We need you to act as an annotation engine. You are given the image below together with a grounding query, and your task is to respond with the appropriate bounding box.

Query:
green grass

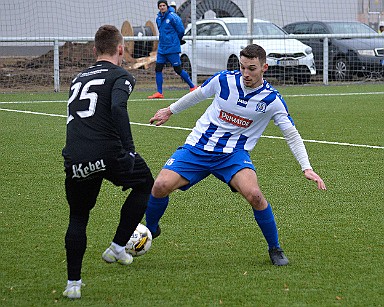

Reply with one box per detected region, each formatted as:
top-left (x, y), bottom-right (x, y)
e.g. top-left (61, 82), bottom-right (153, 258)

top-left (0, 83), bottom-right (383, 306)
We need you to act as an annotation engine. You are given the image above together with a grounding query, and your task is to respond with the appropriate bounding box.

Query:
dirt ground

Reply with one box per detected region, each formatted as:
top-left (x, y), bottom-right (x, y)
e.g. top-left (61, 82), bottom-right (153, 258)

top-left (0, 42), bottom-right (187, 93)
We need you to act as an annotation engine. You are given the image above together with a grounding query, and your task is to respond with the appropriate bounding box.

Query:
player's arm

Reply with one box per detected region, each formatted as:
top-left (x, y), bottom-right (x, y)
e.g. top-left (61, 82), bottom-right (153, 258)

top-left (171, 13), bottom-right (185, 40)
top-left (149, 86), bottom-right (204, 126)
top-left (111, 76), bottom-right (136, 152)
top-left (282, 126), bottom-right (327, 190)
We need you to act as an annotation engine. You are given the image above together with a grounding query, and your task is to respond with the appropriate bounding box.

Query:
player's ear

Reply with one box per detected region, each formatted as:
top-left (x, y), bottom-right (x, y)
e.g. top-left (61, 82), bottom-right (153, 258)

top-left (118, 44), bottom-right (124, 56)
top-left (262, 63), bottom-right (269, 72)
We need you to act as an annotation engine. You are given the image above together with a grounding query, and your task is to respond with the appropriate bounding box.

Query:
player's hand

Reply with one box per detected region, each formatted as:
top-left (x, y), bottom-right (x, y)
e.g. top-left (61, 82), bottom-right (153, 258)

top-left (117, 151), bottom-right (136, 173)
top-left (149, 107), bottom-right (173, 126)
top-left (303, 169), bottom-right (327, 190)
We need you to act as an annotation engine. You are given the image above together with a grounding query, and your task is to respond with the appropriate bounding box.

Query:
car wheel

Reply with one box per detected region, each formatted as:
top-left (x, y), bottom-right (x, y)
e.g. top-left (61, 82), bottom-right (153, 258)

top-left (181, 54), bottom-right (192, 77)
top-left (332, 57), bottom-right (351, 81)
top-left (227, 55), bottom-right (239, 71)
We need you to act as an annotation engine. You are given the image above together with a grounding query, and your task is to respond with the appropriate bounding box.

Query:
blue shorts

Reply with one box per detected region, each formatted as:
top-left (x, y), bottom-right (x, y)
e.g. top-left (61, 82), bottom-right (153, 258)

top-left (157, 53), bottom-right (181, 66)
top-left (163, 145), bottom-right (255, 191)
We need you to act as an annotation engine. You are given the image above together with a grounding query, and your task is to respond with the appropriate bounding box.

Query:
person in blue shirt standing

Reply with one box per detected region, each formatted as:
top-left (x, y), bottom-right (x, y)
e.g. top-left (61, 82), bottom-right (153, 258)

top-left (148, 0), bottom-right (197, 99)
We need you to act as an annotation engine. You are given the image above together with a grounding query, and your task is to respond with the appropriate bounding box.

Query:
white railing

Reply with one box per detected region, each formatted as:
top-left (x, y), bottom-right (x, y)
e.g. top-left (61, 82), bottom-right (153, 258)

top-left (1, 32), bottom-right (382, 91)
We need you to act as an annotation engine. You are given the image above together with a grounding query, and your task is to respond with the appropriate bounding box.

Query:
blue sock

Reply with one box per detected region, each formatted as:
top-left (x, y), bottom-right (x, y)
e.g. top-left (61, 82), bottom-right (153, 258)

top-left (179, 70), bottom-right (194, 88)
top-left (155, 72), bottom-right (163, 93)
top-left (253, 203), bottom-right (280, 250)
top-left (145, 194), bottom-right (169, 234)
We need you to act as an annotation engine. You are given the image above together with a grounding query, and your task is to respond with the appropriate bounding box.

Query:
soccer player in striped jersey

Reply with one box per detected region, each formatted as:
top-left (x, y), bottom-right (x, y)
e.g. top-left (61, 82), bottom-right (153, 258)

top-left (146, 44), bottom-right (326, 266)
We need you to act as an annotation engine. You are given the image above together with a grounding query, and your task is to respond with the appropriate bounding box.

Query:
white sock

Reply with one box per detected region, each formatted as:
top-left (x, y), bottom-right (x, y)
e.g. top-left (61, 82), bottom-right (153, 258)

top-left (68, 279), bottom-right (81, 285)
top-left (111, 242), bottom-right (125, 253)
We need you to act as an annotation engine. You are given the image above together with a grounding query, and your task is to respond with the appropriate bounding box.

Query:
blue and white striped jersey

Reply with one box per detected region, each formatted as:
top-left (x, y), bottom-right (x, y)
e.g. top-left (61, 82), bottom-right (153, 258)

top-left (184, 70), bottom-right (295, 153)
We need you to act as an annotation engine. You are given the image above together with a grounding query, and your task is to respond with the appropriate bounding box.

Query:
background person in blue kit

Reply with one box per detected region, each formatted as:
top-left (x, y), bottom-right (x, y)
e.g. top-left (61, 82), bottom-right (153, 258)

top-left (148, 0), bottom-right (197, 99)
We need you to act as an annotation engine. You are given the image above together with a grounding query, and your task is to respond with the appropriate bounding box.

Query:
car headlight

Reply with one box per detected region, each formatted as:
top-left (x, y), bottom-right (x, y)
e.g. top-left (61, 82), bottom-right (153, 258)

top-left (357, 49), bottom-right (375, 56)
top-left (305, 46), bottom-right (312, 55)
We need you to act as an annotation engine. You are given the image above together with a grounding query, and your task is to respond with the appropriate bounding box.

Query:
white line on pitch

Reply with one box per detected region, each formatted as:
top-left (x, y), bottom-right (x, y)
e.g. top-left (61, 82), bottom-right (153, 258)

top-left (1, 91), bottom-right (384, 105)
top-left (1, 108), bottom-right (382, 150)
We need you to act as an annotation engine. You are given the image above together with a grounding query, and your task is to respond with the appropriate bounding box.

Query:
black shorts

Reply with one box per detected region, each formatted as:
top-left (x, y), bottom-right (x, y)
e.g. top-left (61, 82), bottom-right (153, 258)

top-left (64, 153), bottom-right (153, 212)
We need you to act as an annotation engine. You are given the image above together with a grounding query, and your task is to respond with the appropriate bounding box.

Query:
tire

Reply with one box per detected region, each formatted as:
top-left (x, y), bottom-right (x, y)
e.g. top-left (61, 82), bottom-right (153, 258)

top-left (332, 57), bottom-right (351, 81)
top-left (181, 54), bottom-right (192, 77)
top-left (227, 55), bottom-right (239, 71)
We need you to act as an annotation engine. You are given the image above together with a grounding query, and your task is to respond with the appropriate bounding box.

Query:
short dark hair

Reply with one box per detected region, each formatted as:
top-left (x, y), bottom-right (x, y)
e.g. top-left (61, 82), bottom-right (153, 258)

top-left (158, 0), bottom-right (168, 7)
top-left (94, 25), bottom-right (123, 57)
top-left (240, 44), bottom-right (266, 64)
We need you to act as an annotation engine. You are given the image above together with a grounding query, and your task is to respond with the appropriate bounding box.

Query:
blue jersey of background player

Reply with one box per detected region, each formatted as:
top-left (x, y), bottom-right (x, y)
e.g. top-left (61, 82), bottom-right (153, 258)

top-left (145, 44), bottom-right (327, 266)
top-left (148, 0), bottom-right (196, 99)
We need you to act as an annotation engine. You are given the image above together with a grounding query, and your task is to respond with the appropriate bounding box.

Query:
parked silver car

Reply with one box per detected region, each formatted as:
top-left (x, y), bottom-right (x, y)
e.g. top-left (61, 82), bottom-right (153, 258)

top-left (180, 17), bottom-right (316, 83)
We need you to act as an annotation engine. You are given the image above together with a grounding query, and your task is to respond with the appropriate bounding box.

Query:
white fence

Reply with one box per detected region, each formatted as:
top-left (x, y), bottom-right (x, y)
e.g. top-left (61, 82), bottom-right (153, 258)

top-left (1, 32), bottom-right (383, 92)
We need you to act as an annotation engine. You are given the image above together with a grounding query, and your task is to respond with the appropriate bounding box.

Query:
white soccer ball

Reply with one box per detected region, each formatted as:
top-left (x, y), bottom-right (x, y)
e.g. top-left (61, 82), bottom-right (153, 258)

top-left (126, 223), bottom-right (152, 256)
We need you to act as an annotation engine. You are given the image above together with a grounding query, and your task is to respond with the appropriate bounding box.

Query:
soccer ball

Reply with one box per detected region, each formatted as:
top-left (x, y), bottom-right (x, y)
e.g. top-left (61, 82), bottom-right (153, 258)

top-left (126, 223), bottom-right (152, 256)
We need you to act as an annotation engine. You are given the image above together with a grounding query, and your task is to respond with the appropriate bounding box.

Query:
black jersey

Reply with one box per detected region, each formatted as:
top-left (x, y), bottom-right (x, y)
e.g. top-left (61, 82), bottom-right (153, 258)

top-left (62, 61), bottom-right (136, 166)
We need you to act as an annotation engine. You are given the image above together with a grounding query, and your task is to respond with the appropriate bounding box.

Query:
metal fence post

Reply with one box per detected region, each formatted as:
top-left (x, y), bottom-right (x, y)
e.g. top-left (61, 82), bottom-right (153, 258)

top-left (323, 37), bottom-right (329, 85)
top-left (247, 0), bottom-right (254, 46)
top-left (54, 39), bottom-right (60, 92)
top-left (191, 0), bottom-right (197, 85)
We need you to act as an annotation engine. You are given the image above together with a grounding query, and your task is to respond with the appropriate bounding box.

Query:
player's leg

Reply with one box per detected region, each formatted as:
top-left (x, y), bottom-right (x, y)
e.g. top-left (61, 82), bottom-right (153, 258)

top-left (102, 185), bottom-right (151, 264)
top-left (230, 169), bottom-right (279, 248)
top-left (155, 63), bottom-right (164, 93)
top-left (173, 64), bottom-right (195, 89)
top-left (213, 157), bottom-right (280, 249)
top-left (64, 176), bottom-right (102, 298)
top-left (145, 168), bottom-right (188, 236)
top-left (148, 54), bottom-right (166, 98)
top-left (169, 53), bottom-right (196, 90)
top-left (103, 153), bottom-right (154, 264)
top-left (211, 150), bottom-right (288, 266)
top-left (230, 168), bottom-right (288, 265)
top-left (146, 146), bottom-right (210, 237)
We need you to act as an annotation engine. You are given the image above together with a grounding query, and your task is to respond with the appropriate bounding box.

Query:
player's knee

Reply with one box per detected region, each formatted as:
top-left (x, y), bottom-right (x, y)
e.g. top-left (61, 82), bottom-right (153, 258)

top-left (246, 188), bottom-right (265, 209)
top-left (151, 179), bottom-right (173, 198)
top-left (173, 65), bottom-right (182, 75)
top-left (155, 63), bottom-right (164, 73)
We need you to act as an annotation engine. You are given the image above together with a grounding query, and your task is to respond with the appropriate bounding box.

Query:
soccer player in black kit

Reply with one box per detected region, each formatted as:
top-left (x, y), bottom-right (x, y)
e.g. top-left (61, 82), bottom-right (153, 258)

top-left (62, 25), bottom-right (154, 299)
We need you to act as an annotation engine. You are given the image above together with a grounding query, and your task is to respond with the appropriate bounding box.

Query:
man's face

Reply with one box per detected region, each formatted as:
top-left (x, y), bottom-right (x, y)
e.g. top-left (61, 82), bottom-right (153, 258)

top-left (239, 56), bottom-right (268, 88)
top-left (158, 3), bottom-right (168, 13)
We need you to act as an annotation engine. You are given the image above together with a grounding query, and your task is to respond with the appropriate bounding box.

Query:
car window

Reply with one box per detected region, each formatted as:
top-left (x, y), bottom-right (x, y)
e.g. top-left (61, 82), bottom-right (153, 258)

top-left (225, 23), bottom-right (246, 35)
top-left (291, 23), bottom-right (312, 34)
top-left (327, 22), bottom-right (376, 34)
top-left (312, 24), bottom-right (328, 34)
top-left (188, 23), bottom-right (229, 36)
top-left (197, 23), bottom-right (212, 36)
top-left (210, 23), bottom-right (227, 36)
top-left (258, 23), bottom-right (285, 35)
top-left (226, 22), bottom-right (284, 35)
